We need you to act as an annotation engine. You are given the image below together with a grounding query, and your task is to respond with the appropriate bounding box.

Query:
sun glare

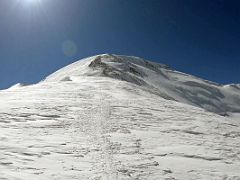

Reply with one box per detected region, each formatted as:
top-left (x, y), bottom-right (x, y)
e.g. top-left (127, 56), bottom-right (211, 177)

top-left (24, 0), bottom-right (40, 3)
top-left (14, 0), bottom-right (46, 20)
top-left (17, 0), bottom-right (43, 6)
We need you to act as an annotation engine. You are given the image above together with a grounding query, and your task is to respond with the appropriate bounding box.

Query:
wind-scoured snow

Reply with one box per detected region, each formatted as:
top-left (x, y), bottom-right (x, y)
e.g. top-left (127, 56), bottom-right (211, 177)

top-left (0, 54), bottom-right (240, 179)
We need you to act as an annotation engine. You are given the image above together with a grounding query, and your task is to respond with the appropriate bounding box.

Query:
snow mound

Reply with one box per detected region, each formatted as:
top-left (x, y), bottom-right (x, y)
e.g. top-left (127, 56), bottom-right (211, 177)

top-left (44, 54), bottom-right (240, 115)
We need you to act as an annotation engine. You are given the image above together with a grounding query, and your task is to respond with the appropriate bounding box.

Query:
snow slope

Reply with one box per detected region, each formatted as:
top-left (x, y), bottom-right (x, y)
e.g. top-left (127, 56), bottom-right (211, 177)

top-left (0, 54), bottom-right (240, 179)
top-left (45, 54), bottom-right (240, 115)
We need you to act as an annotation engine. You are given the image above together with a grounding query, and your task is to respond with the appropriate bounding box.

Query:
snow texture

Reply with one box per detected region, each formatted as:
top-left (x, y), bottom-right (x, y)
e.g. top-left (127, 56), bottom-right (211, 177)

top-left (0, 54), bottom-right (240, 179)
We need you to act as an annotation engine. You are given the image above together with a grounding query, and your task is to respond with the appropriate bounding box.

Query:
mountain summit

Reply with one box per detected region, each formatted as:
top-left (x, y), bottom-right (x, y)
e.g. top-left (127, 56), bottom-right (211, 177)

top-left (45, 54), bottom-right (240, 115)
top-left (1, 54), bottom-right (240, 179)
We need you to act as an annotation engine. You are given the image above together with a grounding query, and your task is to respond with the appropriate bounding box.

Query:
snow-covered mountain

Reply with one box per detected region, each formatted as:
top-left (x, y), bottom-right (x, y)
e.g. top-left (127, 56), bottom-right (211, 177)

top-left (0, 54), bottom-right (240, 179)
top-left (45, 54), bottom-right (240, 115)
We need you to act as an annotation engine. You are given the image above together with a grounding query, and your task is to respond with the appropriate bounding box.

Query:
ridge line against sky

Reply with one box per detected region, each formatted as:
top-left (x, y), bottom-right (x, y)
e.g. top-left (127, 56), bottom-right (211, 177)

top-left (0, 0), bottom-right (239, 89)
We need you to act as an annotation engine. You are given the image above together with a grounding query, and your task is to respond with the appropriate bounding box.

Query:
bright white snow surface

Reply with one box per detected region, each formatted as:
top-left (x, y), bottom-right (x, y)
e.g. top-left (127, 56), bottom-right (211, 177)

top-left (0, 54), bottom-right (240, 179)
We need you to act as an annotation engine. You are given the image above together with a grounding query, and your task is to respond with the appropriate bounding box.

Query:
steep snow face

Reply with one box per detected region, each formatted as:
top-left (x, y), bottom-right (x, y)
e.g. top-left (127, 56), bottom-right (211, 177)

top-left (44, 54), bottom-right (240, 115)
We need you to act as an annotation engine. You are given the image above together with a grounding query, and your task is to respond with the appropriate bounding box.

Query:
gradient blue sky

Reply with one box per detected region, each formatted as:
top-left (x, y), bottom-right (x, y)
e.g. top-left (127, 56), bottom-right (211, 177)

top-left (0, 0), bottom-right (240, 89)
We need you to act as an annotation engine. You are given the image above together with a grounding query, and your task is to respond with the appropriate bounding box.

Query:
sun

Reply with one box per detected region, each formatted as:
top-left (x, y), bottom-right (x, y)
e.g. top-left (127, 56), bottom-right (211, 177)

top-left (24, 0), bottom-right (41, 3)
top-left (17, 0), bottom-right (43, 6)
top-left (14, 0), bottom-right (46, 18)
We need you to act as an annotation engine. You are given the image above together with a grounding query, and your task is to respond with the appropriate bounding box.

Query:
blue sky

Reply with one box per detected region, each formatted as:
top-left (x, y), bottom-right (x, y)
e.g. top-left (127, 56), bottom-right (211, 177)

top-left (0, 0), bottom-right (239, 89)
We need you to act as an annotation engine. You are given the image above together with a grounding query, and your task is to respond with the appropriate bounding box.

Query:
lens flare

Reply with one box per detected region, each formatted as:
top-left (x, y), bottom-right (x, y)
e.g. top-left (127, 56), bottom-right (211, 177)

top-left (62, 40), bottom-right (78, 57)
